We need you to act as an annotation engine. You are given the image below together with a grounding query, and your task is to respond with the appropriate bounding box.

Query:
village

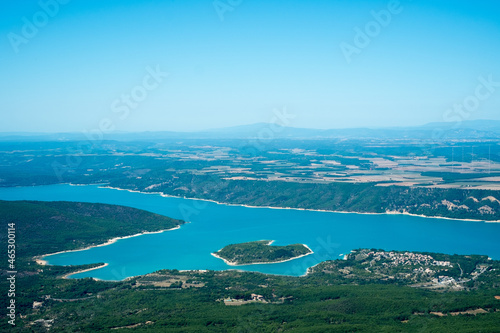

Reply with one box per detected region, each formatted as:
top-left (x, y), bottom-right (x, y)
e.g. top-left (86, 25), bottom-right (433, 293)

top-left (312, 249), bottom-right (496, 291)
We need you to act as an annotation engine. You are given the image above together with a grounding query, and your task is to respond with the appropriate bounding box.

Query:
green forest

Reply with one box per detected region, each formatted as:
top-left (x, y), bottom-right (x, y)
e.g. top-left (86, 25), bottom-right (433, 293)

top-left (1, 200), bottom-right (499, 332)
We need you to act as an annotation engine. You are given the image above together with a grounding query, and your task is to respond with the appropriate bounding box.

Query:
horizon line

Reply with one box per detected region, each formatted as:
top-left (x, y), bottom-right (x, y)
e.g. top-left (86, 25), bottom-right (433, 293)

top-left (1, 119), bottom-right (500, 136)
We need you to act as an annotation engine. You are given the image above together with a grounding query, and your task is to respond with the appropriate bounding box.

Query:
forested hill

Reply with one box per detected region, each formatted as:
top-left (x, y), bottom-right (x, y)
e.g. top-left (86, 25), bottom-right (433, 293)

top-left (120, 174), bottom-right (500, 221)
top-left (0, 200), bottom-right (184, 258)
top-left (214, 241), bottom-right (312, 265)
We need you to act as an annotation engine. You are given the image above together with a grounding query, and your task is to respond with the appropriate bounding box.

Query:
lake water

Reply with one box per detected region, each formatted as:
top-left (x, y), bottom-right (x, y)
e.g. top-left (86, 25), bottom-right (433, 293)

top-left (1, 184), bottom-right (499, 281)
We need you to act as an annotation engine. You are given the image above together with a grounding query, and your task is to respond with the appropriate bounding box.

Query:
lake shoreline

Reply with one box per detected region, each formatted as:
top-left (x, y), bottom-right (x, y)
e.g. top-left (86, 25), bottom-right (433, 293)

top-left (9, 183), bottom-right (495, 281)
top-left (97, 184), bottom-right (500, 223)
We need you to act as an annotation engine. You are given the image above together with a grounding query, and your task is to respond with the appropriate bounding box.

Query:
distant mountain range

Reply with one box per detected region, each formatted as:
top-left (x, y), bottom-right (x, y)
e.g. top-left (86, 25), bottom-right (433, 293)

top-left (1, 120), bottom-right (500, 142)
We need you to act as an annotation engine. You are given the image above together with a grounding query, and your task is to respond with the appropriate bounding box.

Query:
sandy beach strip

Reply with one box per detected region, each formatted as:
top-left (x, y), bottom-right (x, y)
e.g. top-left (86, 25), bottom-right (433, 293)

top-left (62, 263), bottom-right (109, 279)
top-left (35, 225), bottom-right (181, 266)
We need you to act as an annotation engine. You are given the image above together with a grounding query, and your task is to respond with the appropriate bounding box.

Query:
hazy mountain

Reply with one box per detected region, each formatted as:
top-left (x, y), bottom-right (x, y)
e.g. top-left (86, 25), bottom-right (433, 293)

top-left (422, 119), bottom-right (500, 131)
top-left (1, 120), bottom-right (499, 142)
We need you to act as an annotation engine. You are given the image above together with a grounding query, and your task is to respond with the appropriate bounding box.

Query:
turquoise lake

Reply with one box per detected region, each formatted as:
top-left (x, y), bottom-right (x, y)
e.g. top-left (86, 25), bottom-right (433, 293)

top-left (1, 184), bottom-right (499, 281)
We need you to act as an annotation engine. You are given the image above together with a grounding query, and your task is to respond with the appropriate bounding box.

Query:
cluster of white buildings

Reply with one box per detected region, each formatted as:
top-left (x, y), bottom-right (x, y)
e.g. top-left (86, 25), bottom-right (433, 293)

top-left (367, 251), bottom-right (453, 268)
top-left (431, 276), bottom-right (457, 285)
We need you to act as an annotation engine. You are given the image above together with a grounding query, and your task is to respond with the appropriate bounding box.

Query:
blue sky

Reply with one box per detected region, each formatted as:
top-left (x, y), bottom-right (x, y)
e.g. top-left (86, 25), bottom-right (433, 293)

top-left (1, 0), bottom-right (500, 132)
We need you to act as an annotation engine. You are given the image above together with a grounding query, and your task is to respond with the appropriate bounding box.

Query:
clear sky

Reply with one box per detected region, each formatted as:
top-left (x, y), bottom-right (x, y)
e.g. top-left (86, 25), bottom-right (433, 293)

top-left (1, 0), bottom-right (500, 132)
